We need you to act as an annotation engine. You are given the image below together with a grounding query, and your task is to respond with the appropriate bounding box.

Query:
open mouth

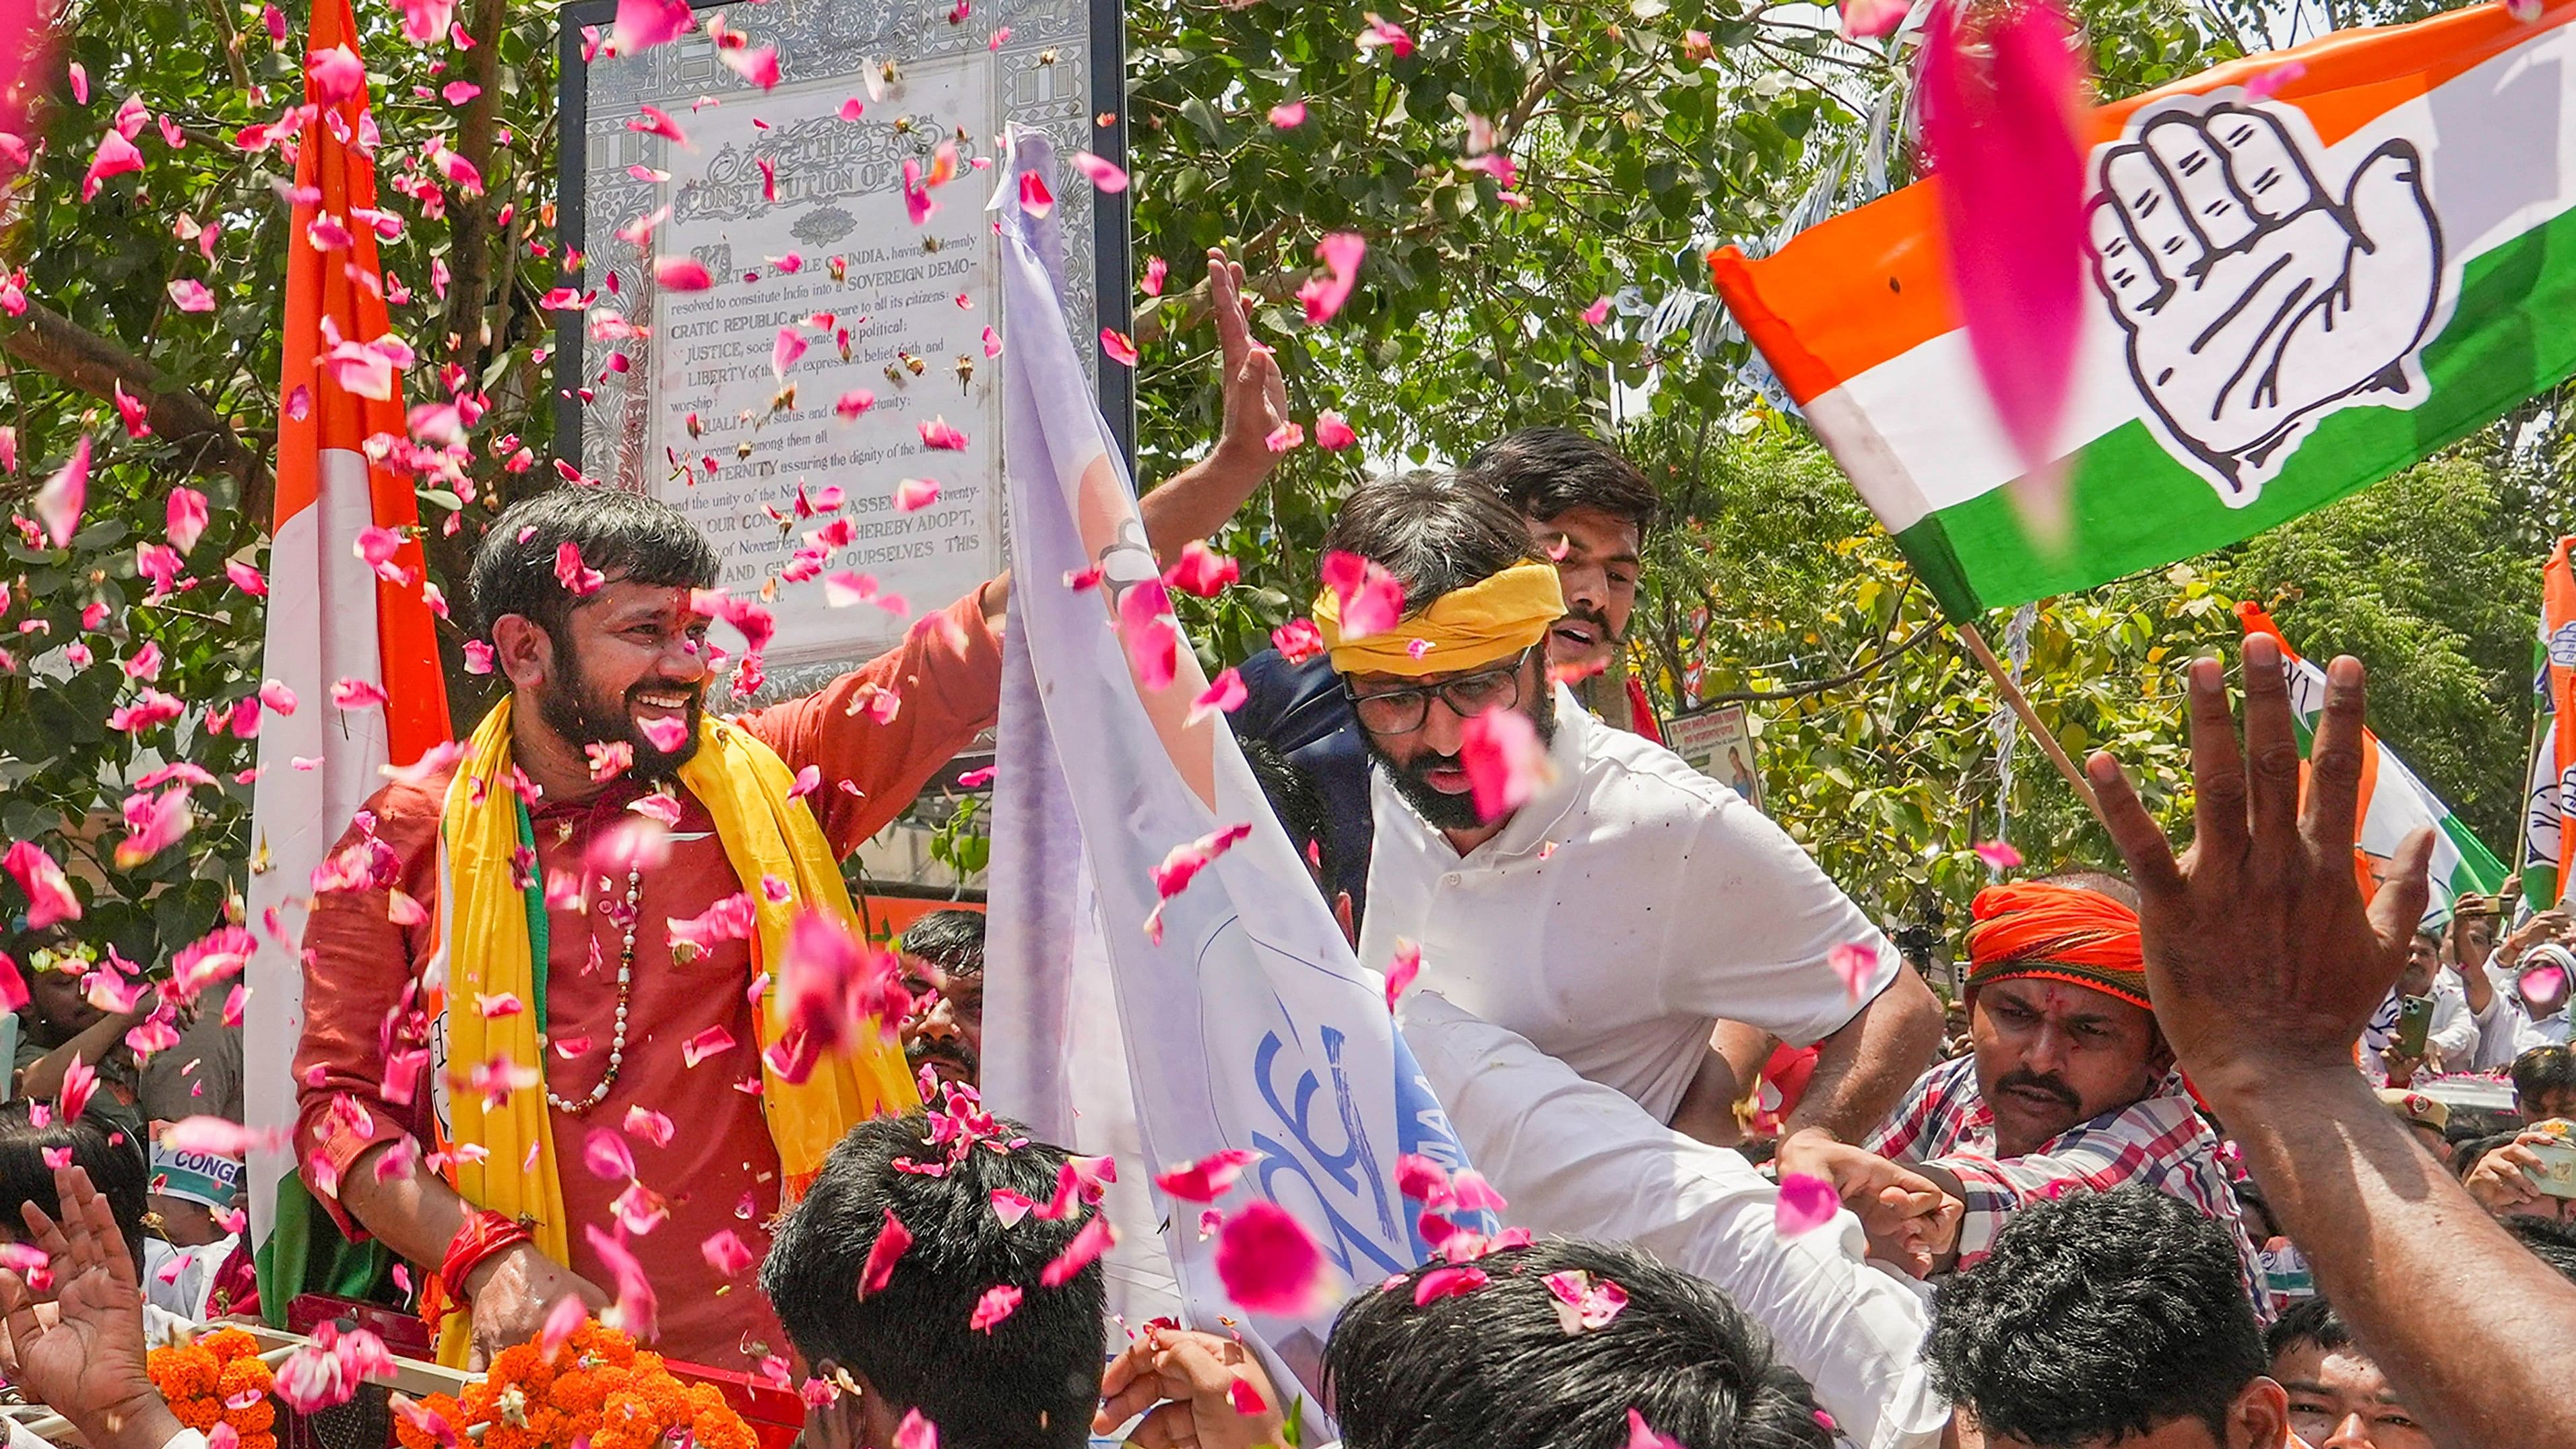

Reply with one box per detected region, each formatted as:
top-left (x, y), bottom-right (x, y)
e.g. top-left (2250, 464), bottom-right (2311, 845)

top-left (1419, 762), bottom-right (1471, 794)
top-left (1550, 620), bottom-right (1601, 651)
top-left (633, 688), bottom-right (695, 715)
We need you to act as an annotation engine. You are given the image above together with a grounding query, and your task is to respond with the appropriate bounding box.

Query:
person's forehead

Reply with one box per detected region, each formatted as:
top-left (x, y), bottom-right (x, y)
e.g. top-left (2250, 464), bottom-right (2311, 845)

top-left (1978, 975), bottom-right (2149, 1030)
top-left (1529, 505), bottom-right (1640, 560)
top-left (1347, 657), bottom-right (1521, 690)
top-left (2306, 1347), bottom-right (2401, 1403)
top-left (575, 577), bottom-right (694, 623)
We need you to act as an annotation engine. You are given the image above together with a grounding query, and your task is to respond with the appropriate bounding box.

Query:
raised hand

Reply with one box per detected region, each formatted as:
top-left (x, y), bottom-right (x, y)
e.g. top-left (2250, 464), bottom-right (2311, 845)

top-left (1094, 1326), bottom-right (1287, 1449)
top-left (0, 1165), bottom-right (180, 1449)
top-left (2091, 100), bottom-right (2442, 500)
top-left (2087, 637), bottom-right (2435, 1097)
top-left (1204, 247), bottom-right (1290, 470)
top-left (1773, 1130), bottom-right (1963, 1278)
top-left (463, 1242), bottom-right (609, 1372)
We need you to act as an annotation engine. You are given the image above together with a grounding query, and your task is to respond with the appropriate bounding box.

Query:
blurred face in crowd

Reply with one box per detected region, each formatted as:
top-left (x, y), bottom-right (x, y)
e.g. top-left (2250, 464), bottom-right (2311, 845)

top-left (2457, 913), bottom-right (2498, 969)
top-left (2400, 934), bottom-right (2440, 997)
top-left (1969, 977), bottom-right (2170, 1159)
top-left (897, 954), bottom-right (983, 1090)
top-left (1527, 507), bottom-right (1640, 681)
top-left (26, 958), bottom-right (105, 1039)
top-left (2272, 1340), bottom-right (2430, 1449)
top-left (496, 578), bottom-right (712, 779)
top-left (1351, 645), bottom-right (1555, 837)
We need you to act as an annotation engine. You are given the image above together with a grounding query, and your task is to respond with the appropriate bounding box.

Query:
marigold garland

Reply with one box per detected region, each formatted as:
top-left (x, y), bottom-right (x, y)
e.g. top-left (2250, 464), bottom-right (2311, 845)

top-left (392, 1320), bottom-right (754, 1449)
top-left (148, 1326), bottom-right (279, 1449)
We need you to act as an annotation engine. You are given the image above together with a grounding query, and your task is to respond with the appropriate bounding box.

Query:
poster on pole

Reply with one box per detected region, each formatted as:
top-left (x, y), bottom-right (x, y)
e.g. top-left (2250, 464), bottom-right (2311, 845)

top-left (558, 0), bottom-right (1128, 691)
top-left (1665, 703), bottom-right (1764, 811)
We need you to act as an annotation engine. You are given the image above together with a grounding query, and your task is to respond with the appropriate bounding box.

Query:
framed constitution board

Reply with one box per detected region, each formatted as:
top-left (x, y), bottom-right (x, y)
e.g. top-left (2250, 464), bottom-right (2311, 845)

top-left (558, 0), bottom-right (1128, 688)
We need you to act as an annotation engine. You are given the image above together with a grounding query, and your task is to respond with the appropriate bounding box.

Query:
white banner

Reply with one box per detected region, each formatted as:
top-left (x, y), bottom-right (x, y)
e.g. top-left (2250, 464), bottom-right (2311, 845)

top-left (981, 133), bottom-right (1476, 1403)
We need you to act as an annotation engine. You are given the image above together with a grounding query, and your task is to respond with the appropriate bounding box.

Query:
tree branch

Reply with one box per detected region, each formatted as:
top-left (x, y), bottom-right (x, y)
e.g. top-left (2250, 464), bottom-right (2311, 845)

top-left (0, 300), bottom-right (271, 509)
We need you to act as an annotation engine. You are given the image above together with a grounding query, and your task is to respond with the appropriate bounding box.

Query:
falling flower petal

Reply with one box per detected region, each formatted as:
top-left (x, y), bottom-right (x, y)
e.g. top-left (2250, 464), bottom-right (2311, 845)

top-left (1625, 1408), bottom-right (1683, 1449)
top-left (1186, 668), bottom-right (1246, 727)
top-left (1828, 940), bottom-right (1878, 1001)
top-left (893, 476), bottom-right (941, 513)
top-left (1384, 938), bottom-right (1422, 1012)
top-left (1268, 101), bottom-right (1307, 128)
top-left (1100, 327), bottom-right (1140, 367)
top-left (1214, 1200), bottom-right (1328, 1316)
top-left (1118, 578), bottom-right (1181, 692)
top-left (1068, 150), bottom-right (1128, 193)
top-left (4, 843), bottom-right (80, 928)
top-left (682, 1024), bottom-right (736, 1067)
top-left (702, 1229), bottom-right (755, 1276)
top-left (1018, 168), bottom-right (1054, 218)
top-left (1273, 618), bottom-right (1326, 664)
top-left (1972, 839), bottom-right (2023, 871)
top-left (1315, 411), bottom-right (1358, 451)
top-left (653, 255), bottom-right (714, 290)
top-left (1039, 1213), bottom-right (1116, 1287)
top-left (1839, 0), bottom-right (1912, 40)
top-left (1460, 707), bottom-right (1552, 822)
top-left (1774, 1172), bottom-right (1840, 1237)
top-left (168, 278), bottom-right (216, 313)
top-left (80, 129), bottom-right (143, 202)
top-left (34, 436), bottom-right (90, 546)
top-left (1154, 1149), bottom-right (1260, 1203)
top-left (1921, 0), bottom-right (2087, 532)
top-left (969, 1284), bottom-right (1021, 1332)
top-left (1413, 1264), bottom-right (1487, 1305)
top-left (308, 45), bottom-right (366, 104)
top-left (861, 1208), bottom-right (913, 1295)
top-left (835, 388), bottom-right (876, 420)
top-left (612, 0), bottom-right (693, 54)
top-left (1163, 540), bottom-right (1238, 597)
top-left (1320, 550), bottom-right (1405, 640)
top-left (1297, 232), bottom-right (1366, 324)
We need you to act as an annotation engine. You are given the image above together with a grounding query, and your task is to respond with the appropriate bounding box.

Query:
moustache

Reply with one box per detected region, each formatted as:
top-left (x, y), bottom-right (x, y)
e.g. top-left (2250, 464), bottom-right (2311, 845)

top-left (1995, 1070), bottom-right (2081, 1110)
top-left (905, 1036), bottom-right (979, 1073)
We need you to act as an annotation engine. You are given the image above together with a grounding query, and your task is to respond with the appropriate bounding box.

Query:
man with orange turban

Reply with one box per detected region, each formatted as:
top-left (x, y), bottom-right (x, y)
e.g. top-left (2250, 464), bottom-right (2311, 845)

top-left (1778, 874), bottom-right (2267, 1312)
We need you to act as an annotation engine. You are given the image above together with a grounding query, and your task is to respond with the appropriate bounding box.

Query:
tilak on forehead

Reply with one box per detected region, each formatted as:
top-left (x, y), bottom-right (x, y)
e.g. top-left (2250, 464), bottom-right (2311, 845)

top-left (1962, 880), bottom-right (2149, 1012)
top-left (1312, 562), bottom-right (1566, 678)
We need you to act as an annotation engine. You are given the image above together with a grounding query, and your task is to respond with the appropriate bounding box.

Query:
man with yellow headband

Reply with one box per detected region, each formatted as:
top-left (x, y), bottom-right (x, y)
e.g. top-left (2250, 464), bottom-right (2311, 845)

top-left (1318, 473), bottom-right (1941, 1142)
top-left (1220, 428), bottom-right (1663, 928)
top-left (1777, 874), bottom-right (2264, 1307)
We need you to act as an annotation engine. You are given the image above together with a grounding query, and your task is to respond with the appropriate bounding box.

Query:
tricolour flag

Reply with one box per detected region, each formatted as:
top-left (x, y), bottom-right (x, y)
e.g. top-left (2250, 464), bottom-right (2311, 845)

top-left (245, 0), bottom-right (450, 1313)
top-left (981, 134), bottom-right (1477, 1415)
top-left (1714, 3), bottom-right (2576, 619)
top-left (2241, 602), bottom-right (2506, 926)
top-left (2523, 538), bottom-right (2576, 908)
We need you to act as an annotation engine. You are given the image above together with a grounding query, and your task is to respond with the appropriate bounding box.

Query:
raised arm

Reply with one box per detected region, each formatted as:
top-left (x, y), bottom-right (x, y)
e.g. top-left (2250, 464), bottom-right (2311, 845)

top-left (1134, 250), bottom-right (1288, 563)
top-left (2091, 636), bottom-right (2576, 1449)
top-left (1789, 967), bottom-right (1945, 1144)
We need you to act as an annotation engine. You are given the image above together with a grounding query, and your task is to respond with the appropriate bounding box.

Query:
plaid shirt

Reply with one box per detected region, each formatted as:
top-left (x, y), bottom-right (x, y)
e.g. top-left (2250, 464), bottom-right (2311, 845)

top-left (1866, 1056), bottom-right (2271, 1318)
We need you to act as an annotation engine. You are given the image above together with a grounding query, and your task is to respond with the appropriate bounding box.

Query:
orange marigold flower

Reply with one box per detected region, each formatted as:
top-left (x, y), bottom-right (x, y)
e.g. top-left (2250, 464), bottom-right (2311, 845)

top-left (170, 1398), bottom-right (224, 1432)
top-left (233, 1401), bottom-right (278, 1434)
top-left (151, 1345), bottom-right (223, 1401)
top-left (550, 1368), bottom-right (608, 1415)
top-left (203, 1328), bottom-right (262, 1363)
top-left (218, 1356), bottom-right (273, 1400)
top-left (238, 1432), bottom-right (278, 1449)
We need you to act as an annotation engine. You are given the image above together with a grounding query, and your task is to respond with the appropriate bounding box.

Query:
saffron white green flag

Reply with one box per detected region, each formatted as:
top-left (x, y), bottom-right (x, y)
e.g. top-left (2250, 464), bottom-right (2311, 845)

top-left (2241, 603), bottom-right (2507, 926)
top-left (1715, 3), bottom-right (2576, 618)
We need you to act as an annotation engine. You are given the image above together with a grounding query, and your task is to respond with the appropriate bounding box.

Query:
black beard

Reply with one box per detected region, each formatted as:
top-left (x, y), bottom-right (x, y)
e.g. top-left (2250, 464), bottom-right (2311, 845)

top-left (536, 637), bottom-right (703, 777)
top-left (1364, 682), bottom-right (1557, 832)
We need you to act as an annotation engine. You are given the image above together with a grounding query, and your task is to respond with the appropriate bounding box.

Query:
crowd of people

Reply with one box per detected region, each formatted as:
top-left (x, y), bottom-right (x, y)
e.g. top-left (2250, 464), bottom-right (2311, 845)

top-left (9, 276), bottom-right (2576, 1447)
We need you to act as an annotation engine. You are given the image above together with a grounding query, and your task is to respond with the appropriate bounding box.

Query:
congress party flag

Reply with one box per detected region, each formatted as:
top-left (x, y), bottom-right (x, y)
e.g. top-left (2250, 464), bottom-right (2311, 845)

top-left (1714, 3), bottom-right (2576, 620)
top-left (2523, 538), bottom-right (2576, 908)
top-left (245, 0), bottom-right (451, 1304)
top-left (2240, 603), bottom-right (2507, 926)
top-left (981, 133), bottom-right (1477, 1410)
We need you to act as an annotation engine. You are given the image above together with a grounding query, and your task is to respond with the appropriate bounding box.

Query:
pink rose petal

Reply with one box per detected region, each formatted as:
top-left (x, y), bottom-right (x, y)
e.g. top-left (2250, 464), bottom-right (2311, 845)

top-left (1774, 1172), bottom-right (1840, 1238)
top-left (1384, 938), bottom-right (1422, 1012)
top-left (1215, 1200), bottom-right (1329, 1316)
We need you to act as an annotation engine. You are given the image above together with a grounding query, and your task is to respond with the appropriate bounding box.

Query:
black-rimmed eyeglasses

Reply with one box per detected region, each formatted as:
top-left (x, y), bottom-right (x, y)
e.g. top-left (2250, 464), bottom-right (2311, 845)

top-left (1343, 647), bottom-right (1536, 734)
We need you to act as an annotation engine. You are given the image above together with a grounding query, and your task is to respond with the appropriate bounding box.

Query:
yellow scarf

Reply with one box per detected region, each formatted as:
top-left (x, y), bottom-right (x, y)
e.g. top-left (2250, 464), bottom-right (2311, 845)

top-left (1315, 560), bottom-right (1566, 677)
top-left (430, 698), bottom-right (918, 1364)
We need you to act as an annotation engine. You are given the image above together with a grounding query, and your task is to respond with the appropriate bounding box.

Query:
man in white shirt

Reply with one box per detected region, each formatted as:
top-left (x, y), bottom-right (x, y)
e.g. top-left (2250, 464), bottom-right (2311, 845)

top-left (2361, 928), bottom-right (2474, 1081)
top-left (1316, 473), bottom-right (1943, 1140)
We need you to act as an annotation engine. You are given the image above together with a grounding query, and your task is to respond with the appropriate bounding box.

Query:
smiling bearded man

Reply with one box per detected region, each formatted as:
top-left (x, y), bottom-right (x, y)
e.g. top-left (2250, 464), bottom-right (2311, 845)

top-left (1778, 874), bottom-right (2269, 1312)
top-left (288, 487), bottom-right (1008, 1374)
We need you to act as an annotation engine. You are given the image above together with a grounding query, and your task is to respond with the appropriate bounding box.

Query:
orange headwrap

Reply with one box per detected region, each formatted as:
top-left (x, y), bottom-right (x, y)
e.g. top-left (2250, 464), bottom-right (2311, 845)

top-left (1962, 881), bottom-right (2150, 1012)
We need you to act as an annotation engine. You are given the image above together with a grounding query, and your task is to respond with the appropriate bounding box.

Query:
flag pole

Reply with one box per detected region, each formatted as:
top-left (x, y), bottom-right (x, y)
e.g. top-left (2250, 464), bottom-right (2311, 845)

top-left (1956, 620), bottom-right (2103, 821)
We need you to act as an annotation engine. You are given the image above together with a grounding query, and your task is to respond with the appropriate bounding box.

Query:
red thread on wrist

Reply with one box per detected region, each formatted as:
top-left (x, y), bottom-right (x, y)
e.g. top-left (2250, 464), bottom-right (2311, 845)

top-left (438, 1209), bottom-right (533, 1307)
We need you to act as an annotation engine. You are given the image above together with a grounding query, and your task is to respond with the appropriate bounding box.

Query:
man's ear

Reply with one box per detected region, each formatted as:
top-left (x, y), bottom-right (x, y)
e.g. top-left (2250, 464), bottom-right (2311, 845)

top-left (490, 614), bottom-right (554, 693)
top-left (2231, 1375), bottom-right (2292, 1449)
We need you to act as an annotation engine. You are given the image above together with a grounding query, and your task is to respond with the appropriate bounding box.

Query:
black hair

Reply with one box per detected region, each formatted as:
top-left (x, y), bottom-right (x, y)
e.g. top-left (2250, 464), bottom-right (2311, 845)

top-left (0, 1101), bottom-right (148, 1276)
top-left (1323, 1239), bottom-right (1832, 1449)
top-left (2263, 1296), bottom-right (2355, 1364)
top-left (2513, 1045), bottom-right (2576, 1114)
top-left (2457, 1129), bottom-right (2523, 1178)
top-left (465, 487), bottom-right (719, 639)
top-left (898, 909), bottom-right (986, 979)
top-left (1237, 734), bottom-right (1330, 884)
top-left (1322, 471), bottom-right (1541, 614)
top-left (2414, 926), bottom-right (2444, 946)
top-left (1925, 1186), bottom-right (2265, 1449)
top-left (2444, 1105), bottom-right (2521, 1146)
top-left (1458, 427), bottom-right (1660, 536)
top-left (760, 1114), bottom-right (1103, 1449)
top-left (2505, 1215), bottom-right (2576, 1285)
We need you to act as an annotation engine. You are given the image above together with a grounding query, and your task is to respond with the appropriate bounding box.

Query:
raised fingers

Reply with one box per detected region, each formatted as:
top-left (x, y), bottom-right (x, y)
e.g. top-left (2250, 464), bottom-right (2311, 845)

top-left (2086, 751), bottom-right (2188, 902)
top-left (2090, 199), bottom-right (2171, 323)
top-left (2102, 144), bottom-right (2208, 282)
top-left (2241, 635), bottom-right (2303, 851)
top-left (2297, 654), bottom-right (2369, 854)
top-left (2203, 105), bottom-right (2315, 224)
